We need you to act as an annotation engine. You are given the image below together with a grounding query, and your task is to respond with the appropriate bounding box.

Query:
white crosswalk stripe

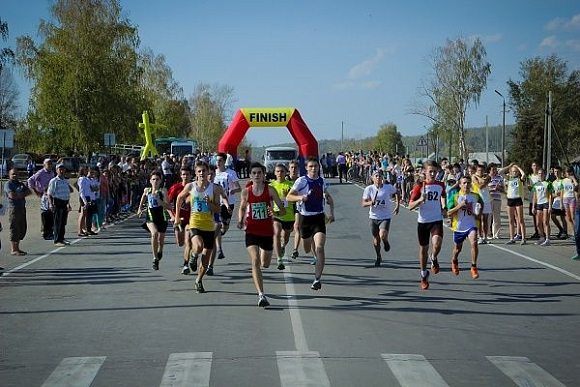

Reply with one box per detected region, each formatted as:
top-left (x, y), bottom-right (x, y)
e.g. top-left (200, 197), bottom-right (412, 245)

top-left (159, 352), bottom-right (213, 387)
top-left (276, 351), bottom-right (331, 387)
top-left (41, 356), bottom-right (106, 387)
top-left (381, 353), bottom-right (451, 387)
top-left (487, 356), bottom-right (567, 387)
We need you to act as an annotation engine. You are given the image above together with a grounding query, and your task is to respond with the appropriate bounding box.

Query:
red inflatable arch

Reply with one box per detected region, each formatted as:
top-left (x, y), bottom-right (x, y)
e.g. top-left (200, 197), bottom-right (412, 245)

top-left (218, 108), bottom-right (318, 164)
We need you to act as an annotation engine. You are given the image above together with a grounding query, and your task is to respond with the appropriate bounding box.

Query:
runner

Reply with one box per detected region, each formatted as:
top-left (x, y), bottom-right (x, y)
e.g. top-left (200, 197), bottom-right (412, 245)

top-left (447, 176), bottom-right (484, 279)
top-left (499, 163), bottom-right (527, 245)
top-left (527, 161), bottom-right (541, 239)
top-left (237, 162), bottom-right (286, 307)
top-left (167, 167), bottom-right (193, 274)
top-left (550, 166), bottom-right (568, 240)
top-left (471, 164), bottom-right (492, 244)
top-left (561, 167), bottom-right (578, 242)
top-left (408, 160), bottom-right (446, 290)
top-left (286, 156), bottom-right (335, 290)
top-left (205, 165), bottom-right (230, 276)
top-left (137, 171), bottom-right (171, 270)
top-left (288, 160), bottom-right (302, 260)
top-left (176, 161), bottom-right (221, 293)
top-left (531, 168), bottom-right (554, 246)
top-left (361, 169), bottom-right (400, 266)
top-left (213, 152), bottom-right (241, 260)
top-left (270, 163), bottom-right (295, 270)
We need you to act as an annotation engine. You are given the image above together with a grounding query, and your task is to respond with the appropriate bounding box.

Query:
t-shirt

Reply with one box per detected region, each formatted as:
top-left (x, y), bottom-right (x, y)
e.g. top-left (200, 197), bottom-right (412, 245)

top-left (4, 180), bottom-right (28, 208)
top-left (561, 178), bottom-right (576, 198)
top-left (552, 178), bottom-right (564, 209)
top-left (410, 181), bottom-right (446, 223)
top-left (362, 183), bottom-right (397, 220)
top-left (449, 192), bottom-right (483, 232)
top-left (488, 174), bottom-right (504, 201)
top-left (532, 181), bottom-right (553, 205)
top-left (291, 175), bottom-right (327, 216)
top-left (214, 168), bottom-right (240, 205)
top-left (269, 180), bottom-right (295, 222)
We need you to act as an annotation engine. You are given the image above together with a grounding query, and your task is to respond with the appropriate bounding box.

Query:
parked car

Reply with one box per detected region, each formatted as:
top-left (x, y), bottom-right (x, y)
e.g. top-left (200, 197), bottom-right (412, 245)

top-left (11, 154), bottom-right (33, 170)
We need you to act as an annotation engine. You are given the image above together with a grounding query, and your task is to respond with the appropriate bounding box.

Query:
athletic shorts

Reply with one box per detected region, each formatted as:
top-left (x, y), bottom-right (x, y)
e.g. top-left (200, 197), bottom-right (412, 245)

top-left (563, 197), bottom-right (577, 210)
top-left (275, 219), bottom-right (295, 231)
top-left (454, 227), bottom-right (477, 244)
top-left (536, 203), bottom-right (550, 211)
top-left (299, 213), bottom-right (326, 239)
top-left (417, 220), bottom-right (444, 246)
top-left (189, 228), bottom-right (215, 250)
top-left (507, 198), bottom-right (523, 207)
top-left (220, 204), bottom-right (234, 225)
top-left (245, 233), bottom-right (274, 251)
top-left (370, 218), bottom-right (391, 238)
top-left (552, 208), bottom-right (565, 216)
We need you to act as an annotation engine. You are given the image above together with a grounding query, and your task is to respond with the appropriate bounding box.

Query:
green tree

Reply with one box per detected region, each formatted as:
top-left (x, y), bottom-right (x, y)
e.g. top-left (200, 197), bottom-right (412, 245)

top-left (373, 123), bottom-right (404, 155)
top-left (16, 0), bottom-right (142, 155)
top-left (0, 18), bottom-right (15, 72)
top-left (507, 54), bottom-right (580, 168)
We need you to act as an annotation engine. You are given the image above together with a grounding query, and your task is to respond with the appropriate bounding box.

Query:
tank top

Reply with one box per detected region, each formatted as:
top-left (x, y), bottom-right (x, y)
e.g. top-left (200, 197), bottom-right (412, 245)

top-left (269, 180), bottom-right (294, 222)
top-left (189, 183), bottom-right (215, 232)
top-left (245, 183), bottom-right (274, 237)
top-left (506, 177), bottom-right (524, 199)
top-left (146, 188), bottom-right (168, 222)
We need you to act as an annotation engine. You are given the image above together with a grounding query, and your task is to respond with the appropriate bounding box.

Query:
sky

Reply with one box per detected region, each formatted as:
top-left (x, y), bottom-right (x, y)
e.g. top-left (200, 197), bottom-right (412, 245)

top-left (3, 0), bottom-right (580, 147)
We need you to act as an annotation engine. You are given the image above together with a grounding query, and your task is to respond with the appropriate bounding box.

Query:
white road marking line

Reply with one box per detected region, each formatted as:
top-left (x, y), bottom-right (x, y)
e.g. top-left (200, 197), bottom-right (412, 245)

top-left (282, 266), bottom-right (309, 352)
top-left (487, 356), bottom-right (567, 387)
top-left (41, 356), bottom-right (106, 387)
top-left (382, 353), bottom-right (451, 387)
top-left (276, 351), bottom-right (331, 387)
top-left (159, 352), bottom-right (212, 387)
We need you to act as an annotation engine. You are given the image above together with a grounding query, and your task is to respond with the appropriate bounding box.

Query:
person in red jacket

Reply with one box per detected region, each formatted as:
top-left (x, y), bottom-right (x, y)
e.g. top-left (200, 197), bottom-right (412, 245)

top-left (237, 162), bottom-right (286, 308)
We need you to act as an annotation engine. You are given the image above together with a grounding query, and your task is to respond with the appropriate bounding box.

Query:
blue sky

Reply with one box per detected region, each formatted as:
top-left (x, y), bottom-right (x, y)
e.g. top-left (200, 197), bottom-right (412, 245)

top-left (3, 1), bottom-right (580, 147)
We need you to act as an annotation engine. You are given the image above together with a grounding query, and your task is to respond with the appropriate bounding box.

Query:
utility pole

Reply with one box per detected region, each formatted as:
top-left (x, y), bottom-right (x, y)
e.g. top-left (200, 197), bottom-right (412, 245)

top-left (495, 90), bottom-right (506, 167)
top-left (341, 121), bottom-right (344, 150)
top-left (547, 91), bottom-right (552, 173)
top-left (485, 115), bottom-right (489, 164)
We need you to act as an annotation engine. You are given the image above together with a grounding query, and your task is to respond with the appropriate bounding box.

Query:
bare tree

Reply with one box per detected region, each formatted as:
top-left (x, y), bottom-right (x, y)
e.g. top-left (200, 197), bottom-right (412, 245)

top-left (0, 66), bottom-right (19, 128)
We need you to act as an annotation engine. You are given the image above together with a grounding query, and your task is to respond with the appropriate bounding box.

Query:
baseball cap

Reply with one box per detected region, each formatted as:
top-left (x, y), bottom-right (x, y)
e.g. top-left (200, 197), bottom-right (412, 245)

top-left (44, 158), bottom-right (53, 164)
top-left (372, 170), bottom-right (384, 177)
top-left (56, 163), bottom-right (65, 169)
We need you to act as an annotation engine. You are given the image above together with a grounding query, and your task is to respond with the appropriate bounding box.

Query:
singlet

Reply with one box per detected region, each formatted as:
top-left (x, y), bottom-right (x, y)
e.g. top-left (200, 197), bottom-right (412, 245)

top-left (214, 169), bottom-right (239, 205)
top-left (145, 188), bottom-right (168, 222)
top-left (552, 178), bottom-right (564, 209)
top-left (245, 183), bottom-right (274, 237)
top-left (532, 181), bottom-right (553, 205)
top-left (449, 192), bottom-right (482, 232)
top-left (410, 181), bottom-right (446, 223)
top-left (506, 177), bottom-right (524, 199)
top-left (189, 183), bottom-right (215, 232)
top-left (291, 176), bottom-right (326, 216)
top-left (362, 183), bottom-right (397, 220)
top-left (561, 178), bottom-right (576, 198)
top-left (269, 180), bottom-right (294, 222)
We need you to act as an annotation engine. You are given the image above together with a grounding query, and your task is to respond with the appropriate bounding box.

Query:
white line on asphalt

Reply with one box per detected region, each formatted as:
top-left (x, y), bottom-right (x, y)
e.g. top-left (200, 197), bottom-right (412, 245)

top-left (282, 267), bottom-right (309, 352)
top-left (487, 356), bottom-right (567, 387)
top-left (382, 353), bottom-right (451, 387)
top-left (159, 352), bottom-right (213, 387)
top-left (351, 181), bottom-right (580, 282)
top-left (276, 351), bottom-right (331, 387)
top-left (41, 356), bottom-right (106, 387)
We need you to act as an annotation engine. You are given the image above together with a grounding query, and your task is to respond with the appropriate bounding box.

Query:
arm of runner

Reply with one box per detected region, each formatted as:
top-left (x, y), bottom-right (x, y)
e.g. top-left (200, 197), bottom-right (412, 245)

top-left (269, 187), bottom-right (286, 218)
top-left (361, 188), bottom-right (373, 207)
top-left (160, 188), bottom-right (171, 211)
top-left (447, 195), bottom-right (464, 216)
top-left (286, 188), bottom-right (307, 203)
top-left (324, 191), bottom-right (335, 223)
top-left (229, 181), bottom-right (241, 196)
top-left (237, 188), bottom-right (248, 229)
top-left (208, 186), bottom-right (222, 214)
top-left (214, 185), bottom-right (231, 210)
top-left (137, 188), bottom-right (148, 218)
top-left (407, 184), bottom-right (425, 211)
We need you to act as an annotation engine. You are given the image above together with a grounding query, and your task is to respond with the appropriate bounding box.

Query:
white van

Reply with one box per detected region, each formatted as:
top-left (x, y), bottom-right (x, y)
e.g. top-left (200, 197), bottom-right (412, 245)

top-left (263, 146), bottom-right (298, 178)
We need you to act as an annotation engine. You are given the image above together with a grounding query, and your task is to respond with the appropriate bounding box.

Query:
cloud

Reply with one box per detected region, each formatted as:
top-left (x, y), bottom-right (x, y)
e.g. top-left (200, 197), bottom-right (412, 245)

top-left (468, 33), bottom-right (503, 44)
top-left (540, 35), bottom-right (561, 48)
top-left (517, 43), bottom-right (528, 51)
top-left (361, 81), bottom-right (382, 89)
top-left (332, 80), bottom-right (382, 91)
top-left (566, 39), bottom-right (580, 51)
top-left (347, 48), bottom-right (385, 79)
top-left (333, 81), bottom-right (356, 91)
top-left (545, 14), bottom-right (580, 31)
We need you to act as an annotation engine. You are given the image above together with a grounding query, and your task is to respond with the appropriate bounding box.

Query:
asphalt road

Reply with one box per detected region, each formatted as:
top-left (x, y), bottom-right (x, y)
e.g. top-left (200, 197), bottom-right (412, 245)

top-left (1, 179), bottom-right (579, 387)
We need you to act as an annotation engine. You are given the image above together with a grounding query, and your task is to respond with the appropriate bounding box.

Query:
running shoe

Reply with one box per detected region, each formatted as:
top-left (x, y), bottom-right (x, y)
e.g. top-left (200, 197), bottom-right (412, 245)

top-left (206, 266), bottom-right (214, 276)
top-left (470, 266), bottom-right (479, 279)
top-left (506, 239), bottom-right (516, 245)
top-left (310, 257), bottom-right (317, 265)
top-left (258, 294), bottom-right (270, 308)
top-left (520, 239), bottom-right (527, 246)
top-left (477, 237), bottom-right (484, 245)
top-left (217, 250), bottom-right (225, 259)
top-left (54, 242), bottom-right (67, 247)
top-left (291, 249), bottom-right (299, 260)
top-left (451, 260), bottom-right (459, 275)
top-left (311, 279), bottom-right (322, 290)
top-left (374, 256), bottom-right (381, 267)
top-left (62, 240), bottom-right (71, 245)
top-left (430, 257), bottom-right (440, 274)
top-left (181, 264), bottom-right (190, 275)
top-left (157, 251), bottom-right (163, 261)
top-left (540, 239), bottom-right (551, 246)
top-left (556, 231), bottom-right (563, 239)
top-left (190, 254), bottom-right (198, 272)
top-left (535, 238), bottom-right (545, 245)
top-left (384, 241), bottom-right (391, 252)
top-left (195, 280), bottom-right (205, 293)
top-left (560, 233), bottom-right (569, 240)
top-left (572, 255), bottom-right (580, 261)
top-left (277, 260), bottom-right (285, 270)
top-left (530, 232), bottom-right (540, 240)
top-left (420, 271), bottom-right (429, 290)
top-left (152, 259), bottom-right (159, 270)
top-left (514, 234), bottom-right (522, 241)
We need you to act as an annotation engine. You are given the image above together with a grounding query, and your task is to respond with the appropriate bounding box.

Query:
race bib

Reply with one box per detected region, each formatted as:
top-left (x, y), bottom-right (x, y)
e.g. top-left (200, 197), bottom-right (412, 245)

top-left (193, 196), bottom-right (210, 213)
top-left (251, 202), bottom-right (268, 220)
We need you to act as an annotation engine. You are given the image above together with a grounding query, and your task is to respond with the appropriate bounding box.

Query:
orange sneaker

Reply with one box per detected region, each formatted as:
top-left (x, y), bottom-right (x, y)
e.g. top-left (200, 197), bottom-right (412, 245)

top-left (470, 266), bottom-right (479, 279)
top-left (420, 272), bottom-right (430, 290)
top-left (451, 260), bottom-right (459, 275)
top-left (430, 257), bottom-right (440, 274)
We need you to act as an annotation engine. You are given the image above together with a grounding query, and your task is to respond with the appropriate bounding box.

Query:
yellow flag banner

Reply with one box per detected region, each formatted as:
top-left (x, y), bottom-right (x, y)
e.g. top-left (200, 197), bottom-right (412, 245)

top-left (241, 108), bottom-right (295, 127)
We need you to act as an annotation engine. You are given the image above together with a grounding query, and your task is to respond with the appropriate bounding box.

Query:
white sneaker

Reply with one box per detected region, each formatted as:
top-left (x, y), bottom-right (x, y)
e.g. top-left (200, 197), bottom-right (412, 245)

top-left (535, 238), bottom-right (545, 245)
top-left (540, 239), bottom-right (551, 246)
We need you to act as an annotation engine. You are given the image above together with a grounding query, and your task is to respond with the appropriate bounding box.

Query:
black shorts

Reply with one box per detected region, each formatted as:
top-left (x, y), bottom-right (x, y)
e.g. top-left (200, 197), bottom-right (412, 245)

top-left (536, 203), bottom-right (550, 211)
top-left (552, 208), bottom-right (565, 216)
top-left (245, 233), bottom-right (274, 251)
top-left (507, 198), bottom-right (524, 207)
top-left (275, 219), bottom-right (295, 231)
top-left (189, 228), bottom-right (215, 250)
top-left (417, 220), bottom-right (444, 246)
top-left (299, 213), bottom-right (326, 239)
top-left (220, 204), bottom-right (234, 225)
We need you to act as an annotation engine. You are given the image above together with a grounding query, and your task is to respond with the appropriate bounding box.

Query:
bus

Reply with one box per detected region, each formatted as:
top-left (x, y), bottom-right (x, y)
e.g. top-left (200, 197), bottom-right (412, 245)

top-left (154, 137), bottom-right (198, 156)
